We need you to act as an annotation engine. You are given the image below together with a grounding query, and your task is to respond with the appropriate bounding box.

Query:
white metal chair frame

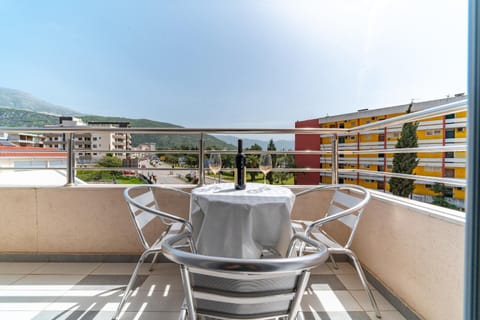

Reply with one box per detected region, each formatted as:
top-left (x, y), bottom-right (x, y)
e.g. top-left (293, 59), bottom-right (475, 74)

top-left (113, 185), bottom-right (195, 320)
top-left (162, 232), bottom-right (329, 320)
top-left (293, 184), bottom-right (381, 319)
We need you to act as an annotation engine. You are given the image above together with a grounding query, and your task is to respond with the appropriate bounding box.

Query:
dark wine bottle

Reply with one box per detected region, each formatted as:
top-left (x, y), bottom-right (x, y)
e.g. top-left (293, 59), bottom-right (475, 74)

top-left (234, 139), bottom-right (246, 190)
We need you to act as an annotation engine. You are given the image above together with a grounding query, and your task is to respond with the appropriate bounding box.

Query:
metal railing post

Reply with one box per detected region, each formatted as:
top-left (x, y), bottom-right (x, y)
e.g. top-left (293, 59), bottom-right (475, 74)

top-left (331, 135), bottom-right (339, 184)
top-left (65, 132), bottom-right (75, 186)
top-left (198, 133), bottom-right (205, 186)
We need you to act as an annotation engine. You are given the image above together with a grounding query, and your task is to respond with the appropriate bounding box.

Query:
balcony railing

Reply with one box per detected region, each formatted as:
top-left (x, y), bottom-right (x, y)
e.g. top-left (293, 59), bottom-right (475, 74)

top-left (0, 98), bottom-right (468, 191)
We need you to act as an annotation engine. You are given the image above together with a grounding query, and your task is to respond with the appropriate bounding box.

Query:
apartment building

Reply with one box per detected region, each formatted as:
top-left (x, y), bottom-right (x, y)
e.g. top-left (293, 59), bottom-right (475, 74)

top-left (0, 132), bottom-right (44, 147)
top-left (43, 117), bottom-right (131, 163)
top-left (295, 94), bottom-right (467, 209)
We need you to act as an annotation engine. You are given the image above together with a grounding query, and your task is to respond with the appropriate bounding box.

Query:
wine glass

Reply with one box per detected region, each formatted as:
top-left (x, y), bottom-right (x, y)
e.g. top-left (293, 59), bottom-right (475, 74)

top-left (209, 153), bottom-right (222, 183)
top-left (259, 153), bottom-right (272, 184)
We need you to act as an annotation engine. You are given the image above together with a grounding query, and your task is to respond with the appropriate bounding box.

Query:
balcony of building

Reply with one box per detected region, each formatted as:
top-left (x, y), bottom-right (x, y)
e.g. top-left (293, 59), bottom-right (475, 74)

top-left (1, 184), bottom-right (463, 320)
top-left (0, 98), bottom-right (473, 320)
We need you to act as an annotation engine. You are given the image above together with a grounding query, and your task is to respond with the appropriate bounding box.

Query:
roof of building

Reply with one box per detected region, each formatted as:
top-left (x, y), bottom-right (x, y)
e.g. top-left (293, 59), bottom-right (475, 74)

top-left (0, 146), bottom-right (66, 157)
top-left (313, 94), bottom-right (467, 124)
top-left (0, 169), bottom-right (85, 186)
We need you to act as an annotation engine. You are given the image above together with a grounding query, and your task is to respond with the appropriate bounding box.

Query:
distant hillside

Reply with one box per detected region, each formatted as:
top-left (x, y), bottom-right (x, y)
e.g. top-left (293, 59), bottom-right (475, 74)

top-left (0, 108), bottom-right (233, 149)
top-left (81, 115), bottom-right (233, 149)
top-left (214, 135), bottom-right (294, 151)
top-left (0, 107), bottom-right (58, 127)
top-left (0, 87), bottom-right (80, 116)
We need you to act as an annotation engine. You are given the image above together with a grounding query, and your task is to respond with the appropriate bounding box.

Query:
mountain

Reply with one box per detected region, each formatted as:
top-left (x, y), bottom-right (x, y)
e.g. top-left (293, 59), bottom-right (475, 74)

top-left (213, 135), bottom-right (294, 151)
top-left (80, 115), bottom-right (233, 149)
top-left (0, 107), bottom-right (59, 127)
top-left (0, 87), bottom-right (81, 116)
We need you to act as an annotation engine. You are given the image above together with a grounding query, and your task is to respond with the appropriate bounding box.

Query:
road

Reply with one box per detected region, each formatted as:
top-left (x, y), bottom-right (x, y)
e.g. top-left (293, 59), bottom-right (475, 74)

top-left (137, 159), bottom-right (192, 184)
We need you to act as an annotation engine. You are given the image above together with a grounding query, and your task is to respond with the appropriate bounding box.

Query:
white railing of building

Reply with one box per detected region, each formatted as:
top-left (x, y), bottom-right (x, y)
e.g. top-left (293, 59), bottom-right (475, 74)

top-left (0, 98), bottom-right (468, 188)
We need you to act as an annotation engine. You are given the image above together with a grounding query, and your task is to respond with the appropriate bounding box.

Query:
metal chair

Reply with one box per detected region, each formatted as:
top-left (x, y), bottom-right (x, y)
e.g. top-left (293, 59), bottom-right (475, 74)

top-left (292, 184), bottom-right (381, 319)
top-left (113, 185), bottom-right (195, 320)
top-left (162, 232), bottom-right (328, 320)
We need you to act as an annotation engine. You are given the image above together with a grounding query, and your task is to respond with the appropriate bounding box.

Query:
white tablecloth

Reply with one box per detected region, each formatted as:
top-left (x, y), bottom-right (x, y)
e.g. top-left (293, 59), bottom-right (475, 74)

top-left (190, 183), bottom-right (295, 258)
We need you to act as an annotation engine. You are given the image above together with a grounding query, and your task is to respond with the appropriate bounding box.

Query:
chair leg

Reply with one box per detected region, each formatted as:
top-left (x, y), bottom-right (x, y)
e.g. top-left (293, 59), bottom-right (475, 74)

top-left (295, 310), bottom-right (305, 320)
top-left (329, 254), bottom-right (339, 269)
top-left (149, 252), bottom-right (160, 271)
top-left (179, 265), bottom-right (196, 320)
top-left (348, 252), bottom-right (381, 319)
top-left (178, 303), bottom-right (187, 320)
top-left (112, 251), bottom-right (152, 320)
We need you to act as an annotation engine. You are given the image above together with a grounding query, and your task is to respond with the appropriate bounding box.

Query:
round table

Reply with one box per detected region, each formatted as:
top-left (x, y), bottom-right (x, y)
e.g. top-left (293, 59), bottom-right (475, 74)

top-left (190, 183), bottom-right (295, 258)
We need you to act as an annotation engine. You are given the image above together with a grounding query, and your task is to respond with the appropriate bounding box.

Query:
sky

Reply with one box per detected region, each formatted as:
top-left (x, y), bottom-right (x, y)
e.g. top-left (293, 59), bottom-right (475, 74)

top-left (0, 0), bottom-right (468, 129)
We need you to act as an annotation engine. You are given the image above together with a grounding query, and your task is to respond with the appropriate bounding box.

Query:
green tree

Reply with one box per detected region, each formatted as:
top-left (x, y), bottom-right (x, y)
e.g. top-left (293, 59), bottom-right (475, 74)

top-left (97, 155), bottom-right (122, 168)
top-left (267, 139), bottom-right (277, 184)
top-left (246, 143), bottom-right (262, 182)
top-left (432, 183), bottom-right (460, 210)
top-left (389, 103), bottom-right (419, 197)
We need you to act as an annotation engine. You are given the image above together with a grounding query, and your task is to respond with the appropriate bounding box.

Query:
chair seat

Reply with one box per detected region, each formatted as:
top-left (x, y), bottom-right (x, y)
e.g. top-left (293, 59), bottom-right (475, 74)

top-left (292, 220), bottom-right (342, 250)
top-left (150, 222), bottom-right (187, 250)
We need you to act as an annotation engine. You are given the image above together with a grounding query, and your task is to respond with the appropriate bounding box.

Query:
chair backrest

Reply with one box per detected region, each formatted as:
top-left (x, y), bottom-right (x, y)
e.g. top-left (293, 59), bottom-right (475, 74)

top-left (123, 185), bottom-right (192, 249)
top-left (297, 184), bottom-right (371, 248)
top-left (163, 233), bottom-right (328, 320)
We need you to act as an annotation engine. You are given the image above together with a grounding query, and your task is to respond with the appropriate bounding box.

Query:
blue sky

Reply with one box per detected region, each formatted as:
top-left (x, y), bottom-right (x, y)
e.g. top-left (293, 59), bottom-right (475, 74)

top-left (0, 0), bottom-right (468, 128)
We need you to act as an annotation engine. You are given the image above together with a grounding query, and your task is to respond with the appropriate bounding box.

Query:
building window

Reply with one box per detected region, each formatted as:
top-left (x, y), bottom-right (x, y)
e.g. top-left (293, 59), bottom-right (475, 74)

top-left (446, 129), bottom-right (455, 139)
top-left (425, 166), bottom-right (441, 172)
top-left (444, 168), bottom-right (455, 177)
top-left (444, 187), bottom-right (454, 197)
top-left (457, 127), bottom-right (465, 132)
top-left (445, 152), bottom-right (455, 158)
top-left (387, 132), bottom-right (400, 139)
top-left (445, 114), bottom-right (455, 119)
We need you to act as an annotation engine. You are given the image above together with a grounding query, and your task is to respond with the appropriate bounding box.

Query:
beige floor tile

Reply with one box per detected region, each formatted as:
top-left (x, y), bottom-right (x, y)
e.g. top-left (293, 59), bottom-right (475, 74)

top-left (311, 262), bottom-right (334, 275)
top-left (7, 275), bottom-right (84, 291)
top-left (328, 262), bottom-right (357, 275)
top-left (93, 262), bottom-right (158, 274)
top-left (367, 310), bottom-right (407, 320)
top-left (0, 295), bottom-right (57, 311)
top-left (137, 275), bottom-right (184, 292)
top-left (46, 288), bottom-right (184, 313)
top-left (90, 263), bottom-right (138, 275)
top-left (32, 309), bottom-right (181, 320)
top-left (0, 311), bottom-right (42, 320)
top-left (301, 290), bottom-right (363, 312)
top-left (0, 274), bottom-right (24, 285)
top-left (337, 274), bottom-right (373, 291)
top-left (350, 290), bottom-right (397, 312)
top-left (32, 262), bottom-right (100, 275)
top-left (0, 263), bottom-right (46, 275)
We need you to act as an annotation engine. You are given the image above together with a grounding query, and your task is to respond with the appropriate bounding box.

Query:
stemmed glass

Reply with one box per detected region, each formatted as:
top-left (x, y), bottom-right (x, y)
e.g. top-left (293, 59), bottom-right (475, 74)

top-left (259, 153), bottom-right (272, 184)
top-left (209, 153), bottom-right (222, 183)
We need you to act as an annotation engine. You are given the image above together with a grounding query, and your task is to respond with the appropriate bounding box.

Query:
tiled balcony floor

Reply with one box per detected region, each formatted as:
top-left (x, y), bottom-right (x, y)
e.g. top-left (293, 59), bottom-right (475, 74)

top-left (0, 262), bottom-right (405, 320)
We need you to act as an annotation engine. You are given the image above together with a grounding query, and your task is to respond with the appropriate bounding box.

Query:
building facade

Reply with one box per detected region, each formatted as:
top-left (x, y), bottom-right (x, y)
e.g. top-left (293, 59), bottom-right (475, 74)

top-left (43, 117), bottom-right (132, 163)
top-left (295, 94), bottom-right (467, 209)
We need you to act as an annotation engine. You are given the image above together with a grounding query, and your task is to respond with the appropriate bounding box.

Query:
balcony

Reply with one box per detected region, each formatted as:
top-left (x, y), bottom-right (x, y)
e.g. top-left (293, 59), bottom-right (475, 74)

top-left (0, 185), bottom-right (463, 319)
top-left (0, 99), bottom-right (471, 319)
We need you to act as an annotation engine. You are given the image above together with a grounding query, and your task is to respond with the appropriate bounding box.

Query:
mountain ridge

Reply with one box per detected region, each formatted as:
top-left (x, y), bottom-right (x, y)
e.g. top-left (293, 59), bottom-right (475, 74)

top-left (0, 87), bottom-right (293, 149)
top-left (0, 87), bottom-right (81, 116)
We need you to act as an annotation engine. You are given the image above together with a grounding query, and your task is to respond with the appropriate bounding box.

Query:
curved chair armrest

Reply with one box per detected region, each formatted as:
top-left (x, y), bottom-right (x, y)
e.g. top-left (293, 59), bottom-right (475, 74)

top-left (162, 232), bottom-right (328, 274)
top-left (305, 204), bottom-right (366, 235)
top-left (286, 233), bottom-right (325, 257)
top-left (123, 185), bottom-right (193, 231)
top-left (294, 184), bottom-right (333, 197)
